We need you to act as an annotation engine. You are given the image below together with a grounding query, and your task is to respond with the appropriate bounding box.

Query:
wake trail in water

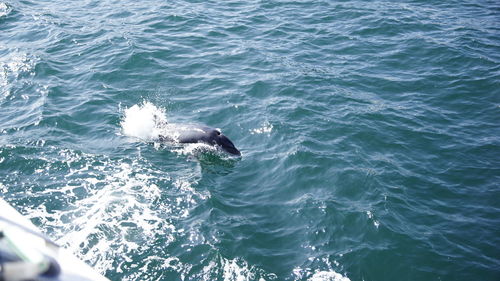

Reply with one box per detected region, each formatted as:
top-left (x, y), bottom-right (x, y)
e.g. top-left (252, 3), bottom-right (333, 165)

top-left (9, 102), bottom-right (266, 280)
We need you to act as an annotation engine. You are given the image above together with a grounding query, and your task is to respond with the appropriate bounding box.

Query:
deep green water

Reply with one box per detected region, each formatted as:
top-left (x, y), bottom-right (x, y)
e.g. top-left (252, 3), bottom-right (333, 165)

top-left (1, 0), bottom-right (499, 280)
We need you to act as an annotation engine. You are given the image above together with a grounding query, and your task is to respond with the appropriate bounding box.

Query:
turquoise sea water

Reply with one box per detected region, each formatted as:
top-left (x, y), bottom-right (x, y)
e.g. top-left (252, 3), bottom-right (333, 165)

top-left (1, 0), bottom-right (499, 280)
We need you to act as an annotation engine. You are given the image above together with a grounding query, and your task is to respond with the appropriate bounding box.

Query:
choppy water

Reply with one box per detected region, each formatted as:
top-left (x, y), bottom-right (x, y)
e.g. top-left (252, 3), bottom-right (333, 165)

top-left (1, 0), bottom-right (499, 280)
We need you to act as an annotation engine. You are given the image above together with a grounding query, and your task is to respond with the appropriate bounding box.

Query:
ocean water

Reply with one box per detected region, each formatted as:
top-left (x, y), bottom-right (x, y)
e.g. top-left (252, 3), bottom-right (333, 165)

top-left (0, 0), bottom-right (499, 280)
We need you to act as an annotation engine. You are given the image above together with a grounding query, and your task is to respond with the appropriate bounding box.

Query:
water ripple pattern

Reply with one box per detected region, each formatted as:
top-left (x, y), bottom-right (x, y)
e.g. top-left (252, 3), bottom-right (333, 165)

top-left (0, 0), bottom-right (499, 280)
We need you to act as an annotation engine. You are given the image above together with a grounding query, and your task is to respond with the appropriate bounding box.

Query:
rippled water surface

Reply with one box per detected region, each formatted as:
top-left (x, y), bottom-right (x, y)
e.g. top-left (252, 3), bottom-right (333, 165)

top-left (1, 0), bottom-right (499, 280)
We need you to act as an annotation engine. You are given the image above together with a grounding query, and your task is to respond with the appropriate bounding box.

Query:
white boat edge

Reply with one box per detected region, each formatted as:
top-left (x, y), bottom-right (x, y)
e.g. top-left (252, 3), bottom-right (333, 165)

top-left (0, 198), bottom-right (109, 281)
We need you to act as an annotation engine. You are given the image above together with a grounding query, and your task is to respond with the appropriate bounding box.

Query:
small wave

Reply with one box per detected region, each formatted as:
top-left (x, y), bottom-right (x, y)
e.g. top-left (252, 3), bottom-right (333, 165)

top-left (0, 2), bottom-right (11, 18)
top-left (0, 53), bottom-right (35, 80)
top-left (0, 51), bottom-right (37, 98)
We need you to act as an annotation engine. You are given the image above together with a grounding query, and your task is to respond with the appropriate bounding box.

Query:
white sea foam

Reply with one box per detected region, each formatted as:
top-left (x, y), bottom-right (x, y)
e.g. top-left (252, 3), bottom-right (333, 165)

top-left (250, 121), bottom-right (273, 135)
top-left (293, 268), bottom-right (351, 281)
top-left (28, 162), bottom-right (164, 273)
top-left (171, 142), bottom-right (219, 156)
top-left (18, 146), bottom-right (208, 276)
top-left (309, 271), bottom-right (351, 281)
top-left (293, 256), bottom-right (351, 281)
top-left (0, 2), bottom-right (11, 18)
top-left (366, 210), bottom-right (380, 228)
top-left (0, 51), bottom-right (36, 98)
top-left (196, 255), bottom-right (273, 281)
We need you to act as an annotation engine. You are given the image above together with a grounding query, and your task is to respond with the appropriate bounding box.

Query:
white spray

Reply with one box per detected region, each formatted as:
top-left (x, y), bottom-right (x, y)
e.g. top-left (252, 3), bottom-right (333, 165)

top-left (121, 102), bottom-right (167, 141)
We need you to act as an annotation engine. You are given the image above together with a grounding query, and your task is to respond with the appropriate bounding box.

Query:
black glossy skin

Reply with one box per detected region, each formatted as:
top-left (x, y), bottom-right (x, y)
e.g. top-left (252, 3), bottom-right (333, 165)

top-left (159, 124), bottom-right (241, 156)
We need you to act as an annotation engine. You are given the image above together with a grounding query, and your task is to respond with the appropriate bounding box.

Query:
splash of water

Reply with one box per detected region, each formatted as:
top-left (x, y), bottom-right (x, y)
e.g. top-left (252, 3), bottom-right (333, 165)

top-left (121, 101), bottom-right (167, 141)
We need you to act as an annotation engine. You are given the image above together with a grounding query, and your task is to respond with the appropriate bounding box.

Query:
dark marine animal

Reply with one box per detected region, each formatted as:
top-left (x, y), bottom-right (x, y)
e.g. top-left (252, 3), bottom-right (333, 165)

top-left (158, 124), bottom-right (241, 156)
